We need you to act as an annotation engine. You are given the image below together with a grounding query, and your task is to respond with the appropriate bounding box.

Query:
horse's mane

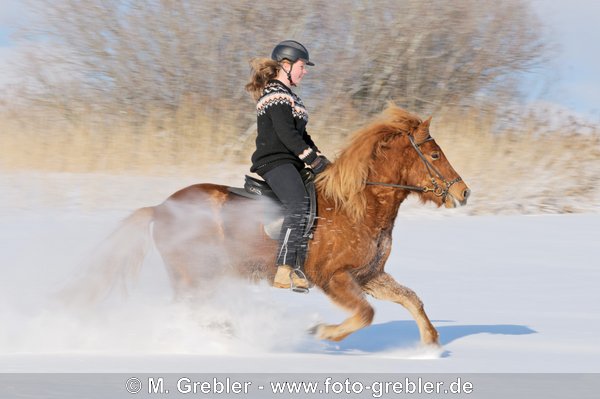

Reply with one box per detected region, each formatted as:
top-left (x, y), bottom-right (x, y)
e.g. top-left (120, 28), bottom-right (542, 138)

top-left (316, 104), bottom-right (422, 222)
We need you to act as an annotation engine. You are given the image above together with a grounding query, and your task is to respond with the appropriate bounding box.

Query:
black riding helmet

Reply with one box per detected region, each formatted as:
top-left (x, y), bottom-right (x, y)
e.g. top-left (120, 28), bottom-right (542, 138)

top-left (271, 40), bottom-right (315, 66)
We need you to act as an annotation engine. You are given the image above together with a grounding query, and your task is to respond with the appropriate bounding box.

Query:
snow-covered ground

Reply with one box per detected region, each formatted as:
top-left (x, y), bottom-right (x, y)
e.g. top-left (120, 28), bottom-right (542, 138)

top-left (1, 173), bottom-right (598, 378)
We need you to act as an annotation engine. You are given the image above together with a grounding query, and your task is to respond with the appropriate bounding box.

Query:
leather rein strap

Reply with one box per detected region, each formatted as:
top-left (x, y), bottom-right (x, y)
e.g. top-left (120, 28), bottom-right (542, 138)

top-left (365, 135), bottom-right (462, 199)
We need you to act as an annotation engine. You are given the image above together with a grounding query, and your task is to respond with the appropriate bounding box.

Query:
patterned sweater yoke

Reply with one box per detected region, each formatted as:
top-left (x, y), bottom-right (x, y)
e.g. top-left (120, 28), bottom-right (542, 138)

top-left (257, 81), bottom-right (308, 122)
top-left (250, 79), bottom-right (318, 175)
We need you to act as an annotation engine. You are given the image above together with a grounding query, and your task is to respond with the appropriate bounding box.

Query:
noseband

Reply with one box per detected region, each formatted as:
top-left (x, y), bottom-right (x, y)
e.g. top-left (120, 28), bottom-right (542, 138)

top-left (365, 134), bottom-right (462, 201)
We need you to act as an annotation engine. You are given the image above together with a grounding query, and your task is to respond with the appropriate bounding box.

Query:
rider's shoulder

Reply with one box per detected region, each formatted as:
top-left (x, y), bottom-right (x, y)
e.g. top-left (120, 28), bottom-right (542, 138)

top-left (263, 79), bottom-right (291, 94)
top-left (257, 81), bottom-right (295, 113)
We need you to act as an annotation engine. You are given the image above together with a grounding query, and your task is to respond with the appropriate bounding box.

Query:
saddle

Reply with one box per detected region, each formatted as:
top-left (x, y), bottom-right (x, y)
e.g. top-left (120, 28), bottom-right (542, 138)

top-left (227, 168), bottom-right (318, 240)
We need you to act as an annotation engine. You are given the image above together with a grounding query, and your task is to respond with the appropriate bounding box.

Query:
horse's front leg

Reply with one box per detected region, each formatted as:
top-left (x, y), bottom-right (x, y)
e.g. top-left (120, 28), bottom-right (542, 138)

top-left (314, 270), bottom-right (375, 341)
top-left (363, 272), bottom-right (439, 346)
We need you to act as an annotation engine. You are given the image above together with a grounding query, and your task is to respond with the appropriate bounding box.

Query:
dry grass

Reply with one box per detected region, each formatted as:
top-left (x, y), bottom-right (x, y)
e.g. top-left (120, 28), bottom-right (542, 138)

top-left (0, 106), bottom-right (255, 176)
top-left (432, 110), bottom-right (600, 214)
top-left (1, 105), bottom-right (599, 215)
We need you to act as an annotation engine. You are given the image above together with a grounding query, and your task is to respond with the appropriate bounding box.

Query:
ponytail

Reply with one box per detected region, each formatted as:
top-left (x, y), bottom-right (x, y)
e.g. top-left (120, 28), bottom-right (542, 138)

top-left (245, 58), bottom-right (281, 101)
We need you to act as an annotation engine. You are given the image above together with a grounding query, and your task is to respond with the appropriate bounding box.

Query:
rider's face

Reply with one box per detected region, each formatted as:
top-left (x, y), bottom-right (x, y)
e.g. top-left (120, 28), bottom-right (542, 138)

top-left (291, 59), bottom-right (308, 85)
top-left (282, 59), bottom-right (308, 86)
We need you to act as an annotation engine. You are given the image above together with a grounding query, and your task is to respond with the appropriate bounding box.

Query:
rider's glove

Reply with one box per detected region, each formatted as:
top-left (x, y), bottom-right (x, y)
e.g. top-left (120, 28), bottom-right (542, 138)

top-left (310, 155), bottom-right (331, 174)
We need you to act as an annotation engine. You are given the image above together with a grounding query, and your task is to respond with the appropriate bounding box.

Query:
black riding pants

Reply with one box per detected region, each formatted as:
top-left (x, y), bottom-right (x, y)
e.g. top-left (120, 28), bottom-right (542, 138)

top-left (262, 163), bottom-right (310, 268)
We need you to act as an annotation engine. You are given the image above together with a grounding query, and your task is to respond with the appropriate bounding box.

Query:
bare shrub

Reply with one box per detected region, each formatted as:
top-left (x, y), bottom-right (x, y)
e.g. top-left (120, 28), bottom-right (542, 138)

top-left (15, 0), bottom-right (549, 125)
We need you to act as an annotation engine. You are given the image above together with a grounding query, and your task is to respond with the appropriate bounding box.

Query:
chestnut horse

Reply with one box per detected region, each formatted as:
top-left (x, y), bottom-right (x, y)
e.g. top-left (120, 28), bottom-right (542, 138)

top-left (89, 105), bottom-right (469, 345)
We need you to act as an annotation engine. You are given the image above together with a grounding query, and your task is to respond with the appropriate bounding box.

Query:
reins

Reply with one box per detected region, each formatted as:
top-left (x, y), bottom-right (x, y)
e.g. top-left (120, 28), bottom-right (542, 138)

top-left (365, 134), bottom-right (462, 200)
top-left (365, 181), bottom-right (427, 192)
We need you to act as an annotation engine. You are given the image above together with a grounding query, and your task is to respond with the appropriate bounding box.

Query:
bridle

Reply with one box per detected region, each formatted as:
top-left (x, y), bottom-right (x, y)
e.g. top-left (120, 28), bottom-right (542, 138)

top-left (365, 134), bottom-right (463, 201)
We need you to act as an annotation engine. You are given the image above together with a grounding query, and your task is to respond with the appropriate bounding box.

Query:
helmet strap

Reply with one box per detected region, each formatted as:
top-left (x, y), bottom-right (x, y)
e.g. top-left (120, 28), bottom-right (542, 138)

top-left (283, 63), bottom-right (296, 87)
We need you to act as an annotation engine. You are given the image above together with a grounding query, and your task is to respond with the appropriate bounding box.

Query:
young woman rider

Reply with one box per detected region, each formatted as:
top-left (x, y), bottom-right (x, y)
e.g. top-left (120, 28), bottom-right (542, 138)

top-left (245, 40), bottom-right (330, 291)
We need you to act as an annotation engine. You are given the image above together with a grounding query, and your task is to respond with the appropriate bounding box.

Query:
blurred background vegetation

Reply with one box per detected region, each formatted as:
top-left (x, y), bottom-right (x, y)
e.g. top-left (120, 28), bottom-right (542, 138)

top-left (1, 0), bottom-right (598, 214)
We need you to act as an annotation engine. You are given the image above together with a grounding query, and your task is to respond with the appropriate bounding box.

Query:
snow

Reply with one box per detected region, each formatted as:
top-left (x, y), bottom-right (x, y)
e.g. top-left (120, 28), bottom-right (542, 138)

top-left (0, 174), bottom-right (599, 375)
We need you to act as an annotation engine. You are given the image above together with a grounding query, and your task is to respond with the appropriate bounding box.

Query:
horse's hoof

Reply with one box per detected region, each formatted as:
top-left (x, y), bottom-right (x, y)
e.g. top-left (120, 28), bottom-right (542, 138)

top-left (311, 324), bottom-right (349, 342)
top-left (423, 330), bottom-right (440, 347)
top-left (307, 324), bottom-right (322, 336)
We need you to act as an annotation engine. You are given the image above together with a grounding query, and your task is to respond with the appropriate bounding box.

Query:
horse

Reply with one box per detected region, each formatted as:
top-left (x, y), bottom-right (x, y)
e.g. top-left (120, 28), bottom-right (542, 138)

top-left (84, 104), bottom-right (470, 345)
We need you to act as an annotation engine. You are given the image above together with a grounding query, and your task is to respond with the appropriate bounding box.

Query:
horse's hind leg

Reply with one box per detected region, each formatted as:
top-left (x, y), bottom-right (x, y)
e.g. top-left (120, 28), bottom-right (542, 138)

top-left (152, 192), bottom-right (230, 300)
top-left (315, 270), bottom-right (375, 341)
top-left (363, 272), bottom-right (439, 346)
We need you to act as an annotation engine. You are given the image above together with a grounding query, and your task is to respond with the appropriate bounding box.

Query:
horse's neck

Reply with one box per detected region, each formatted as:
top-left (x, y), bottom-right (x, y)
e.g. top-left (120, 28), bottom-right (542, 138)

top-left (364, 166), bottom-right (412, 229)
top-left (364, 186), bottom-right (410, 231)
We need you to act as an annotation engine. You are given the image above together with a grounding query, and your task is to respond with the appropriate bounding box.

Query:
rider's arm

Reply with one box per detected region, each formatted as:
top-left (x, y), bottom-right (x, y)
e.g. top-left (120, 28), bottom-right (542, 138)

top-left (267, 100), bottom-right (318, 164)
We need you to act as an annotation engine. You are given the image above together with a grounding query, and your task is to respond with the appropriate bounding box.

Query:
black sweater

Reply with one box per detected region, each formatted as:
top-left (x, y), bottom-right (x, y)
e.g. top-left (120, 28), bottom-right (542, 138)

top-left (250, 80), bottom-right (319, 175)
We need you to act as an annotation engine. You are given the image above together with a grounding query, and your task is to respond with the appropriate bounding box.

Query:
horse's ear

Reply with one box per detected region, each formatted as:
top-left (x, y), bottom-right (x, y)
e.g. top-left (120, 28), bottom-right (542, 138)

top-left (415, 117), bottom-right (432, 143)
top-left (421, 117), bottom-right (432, 129)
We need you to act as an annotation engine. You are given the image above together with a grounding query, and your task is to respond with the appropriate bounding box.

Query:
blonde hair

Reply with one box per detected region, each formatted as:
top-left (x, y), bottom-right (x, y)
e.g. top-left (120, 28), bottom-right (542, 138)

top-left (245, 57), bottom-right (285, 101)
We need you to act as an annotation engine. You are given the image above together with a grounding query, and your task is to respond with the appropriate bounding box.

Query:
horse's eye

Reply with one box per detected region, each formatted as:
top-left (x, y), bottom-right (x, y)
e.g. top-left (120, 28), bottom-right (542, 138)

top-left (431, 152), bottom-right (440, 160)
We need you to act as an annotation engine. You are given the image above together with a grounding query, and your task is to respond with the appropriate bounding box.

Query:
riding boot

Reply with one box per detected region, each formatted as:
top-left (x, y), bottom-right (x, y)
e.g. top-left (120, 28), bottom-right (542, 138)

top-left (273, 265), bottom-right (309, 290)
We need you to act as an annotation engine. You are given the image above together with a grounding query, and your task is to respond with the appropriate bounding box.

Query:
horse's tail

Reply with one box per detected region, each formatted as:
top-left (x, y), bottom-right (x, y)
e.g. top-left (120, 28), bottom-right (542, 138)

top-left (61, 206), bottom-right (155, 304)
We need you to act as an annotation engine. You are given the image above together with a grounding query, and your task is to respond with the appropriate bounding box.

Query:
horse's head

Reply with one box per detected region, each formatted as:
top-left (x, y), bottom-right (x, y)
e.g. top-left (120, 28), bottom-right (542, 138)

top-left (317, 105), bottom-right (470, 222)
top-left (404, 117), bottom-right (470, 208)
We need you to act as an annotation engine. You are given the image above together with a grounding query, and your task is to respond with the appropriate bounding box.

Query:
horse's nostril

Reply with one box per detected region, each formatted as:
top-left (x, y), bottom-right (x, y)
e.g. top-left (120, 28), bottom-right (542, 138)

top-left (463, 189), bottom-right (471, 199)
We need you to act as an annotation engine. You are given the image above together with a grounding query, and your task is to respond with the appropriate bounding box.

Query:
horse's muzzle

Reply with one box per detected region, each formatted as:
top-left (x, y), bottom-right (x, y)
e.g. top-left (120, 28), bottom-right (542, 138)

top-left (446, 184), bottom-right (470, 208)
top-left (461, 188), bottom-right (471, 205)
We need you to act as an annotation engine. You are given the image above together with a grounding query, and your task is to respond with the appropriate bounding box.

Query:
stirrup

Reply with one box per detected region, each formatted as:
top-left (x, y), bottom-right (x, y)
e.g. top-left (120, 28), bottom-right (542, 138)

top-left (290, 268), bottom-right (310, 294)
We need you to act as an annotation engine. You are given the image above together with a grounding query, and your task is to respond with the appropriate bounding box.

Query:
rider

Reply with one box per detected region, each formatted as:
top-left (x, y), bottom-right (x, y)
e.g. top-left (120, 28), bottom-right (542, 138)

top-left (245, 40), bottom-right (330, 290)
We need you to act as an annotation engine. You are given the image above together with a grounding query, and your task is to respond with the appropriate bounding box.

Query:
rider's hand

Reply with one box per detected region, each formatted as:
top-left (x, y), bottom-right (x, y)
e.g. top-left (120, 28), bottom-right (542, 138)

top-left (310, 155), bottom-right (331, 174)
